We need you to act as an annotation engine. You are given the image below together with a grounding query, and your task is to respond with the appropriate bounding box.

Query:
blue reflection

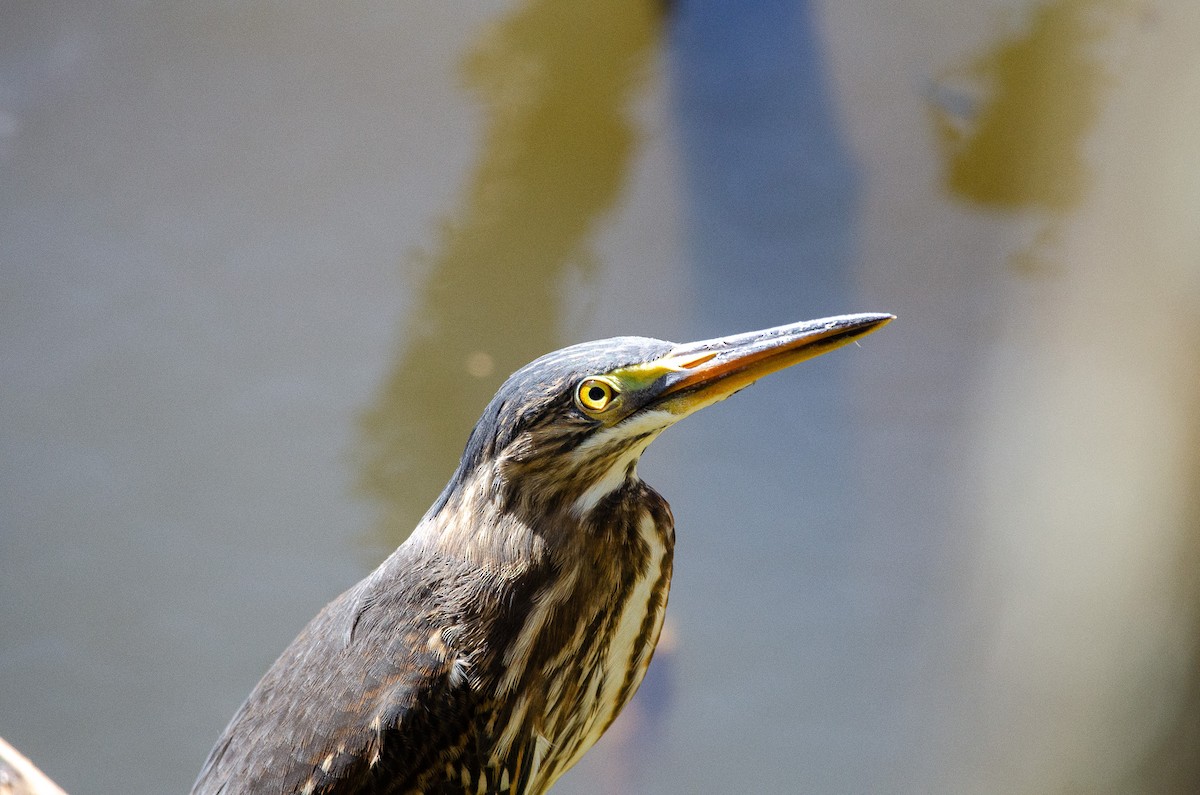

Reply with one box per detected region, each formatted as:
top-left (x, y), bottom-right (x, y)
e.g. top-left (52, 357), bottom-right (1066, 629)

top-left (655, 3), bottom-right (877, 792)
top-left (669, 0), bottom-right (858, 323)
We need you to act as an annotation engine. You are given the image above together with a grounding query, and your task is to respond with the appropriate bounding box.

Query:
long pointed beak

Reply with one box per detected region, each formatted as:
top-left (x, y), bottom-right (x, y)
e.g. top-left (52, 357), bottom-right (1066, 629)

top-left (652, 313), bottom-right (894, 415)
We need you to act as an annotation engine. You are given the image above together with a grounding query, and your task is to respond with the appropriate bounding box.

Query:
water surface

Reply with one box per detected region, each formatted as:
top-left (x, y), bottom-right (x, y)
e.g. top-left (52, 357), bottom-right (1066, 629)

top-left (3, 2), bottom-right (1199, 793)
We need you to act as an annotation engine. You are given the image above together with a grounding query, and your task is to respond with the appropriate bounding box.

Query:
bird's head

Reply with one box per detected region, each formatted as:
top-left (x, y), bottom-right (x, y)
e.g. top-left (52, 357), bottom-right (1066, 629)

top-left (430, 313), bottom-right (893, 522)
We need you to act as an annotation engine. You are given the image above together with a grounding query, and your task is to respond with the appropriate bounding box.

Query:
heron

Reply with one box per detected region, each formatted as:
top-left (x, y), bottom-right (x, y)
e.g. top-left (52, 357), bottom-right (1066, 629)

top-left (193, 312), bottom-right (894, 794)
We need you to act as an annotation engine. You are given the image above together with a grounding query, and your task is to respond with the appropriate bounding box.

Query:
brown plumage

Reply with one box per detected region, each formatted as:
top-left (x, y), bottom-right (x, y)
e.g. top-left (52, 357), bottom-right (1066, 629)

top-left (192, 314), bottom-right (892, 794)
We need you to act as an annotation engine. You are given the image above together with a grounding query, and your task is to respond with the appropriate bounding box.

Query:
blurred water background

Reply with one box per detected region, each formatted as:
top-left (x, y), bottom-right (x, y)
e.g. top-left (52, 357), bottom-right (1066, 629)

top-left (3, 1), bottom-right (1200, 792)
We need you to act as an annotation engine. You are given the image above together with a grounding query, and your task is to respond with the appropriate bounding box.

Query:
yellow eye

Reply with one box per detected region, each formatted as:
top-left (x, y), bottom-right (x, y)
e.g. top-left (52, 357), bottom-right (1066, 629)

top-left (576, 377), bottom-right (618, 412)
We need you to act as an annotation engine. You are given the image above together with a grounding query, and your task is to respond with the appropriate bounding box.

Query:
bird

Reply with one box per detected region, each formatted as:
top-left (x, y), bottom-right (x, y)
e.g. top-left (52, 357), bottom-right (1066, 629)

top-left (192, 312), bottom-right (894, 795)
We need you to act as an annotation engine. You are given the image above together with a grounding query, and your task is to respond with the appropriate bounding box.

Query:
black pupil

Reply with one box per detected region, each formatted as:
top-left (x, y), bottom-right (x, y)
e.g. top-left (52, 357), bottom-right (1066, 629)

top-left (587, 385), bottom-right (607, 403)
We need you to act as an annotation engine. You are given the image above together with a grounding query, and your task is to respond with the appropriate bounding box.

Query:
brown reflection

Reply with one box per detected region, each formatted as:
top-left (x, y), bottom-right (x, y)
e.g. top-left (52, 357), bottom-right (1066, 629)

top-left (356, 1), bottom-right (663, 544)
top-left (931, 0), bottom-right (1134, 248)
top-left (355, 7), bottom-right (673, 789)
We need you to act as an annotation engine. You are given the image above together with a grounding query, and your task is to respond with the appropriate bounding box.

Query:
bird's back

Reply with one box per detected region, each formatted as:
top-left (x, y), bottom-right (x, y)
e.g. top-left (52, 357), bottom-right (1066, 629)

top-left (193, 545), bottom-right (484, 794)
top-left (193, 480), bottom-right (674, 795)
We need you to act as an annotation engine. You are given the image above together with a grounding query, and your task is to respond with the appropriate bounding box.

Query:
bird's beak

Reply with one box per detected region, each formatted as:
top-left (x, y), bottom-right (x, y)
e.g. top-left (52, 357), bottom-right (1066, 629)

top-left (650, 313), bottom-right (894, 416)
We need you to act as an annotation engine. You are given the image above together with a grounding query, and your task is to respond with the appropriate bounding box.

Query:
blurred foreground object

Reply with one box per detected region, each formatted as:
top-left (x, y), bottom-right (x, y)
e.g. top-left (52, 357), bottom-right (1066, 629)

top-left (0, 738), bottom-right (68, 795)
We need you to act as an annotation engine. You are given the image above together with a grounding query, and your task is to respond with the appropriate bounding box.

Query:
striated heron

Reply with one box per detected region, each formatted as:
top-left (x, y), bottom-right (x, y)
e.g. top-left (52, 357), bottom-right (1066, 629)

top-left (193, 312), bottom-right (893, 794)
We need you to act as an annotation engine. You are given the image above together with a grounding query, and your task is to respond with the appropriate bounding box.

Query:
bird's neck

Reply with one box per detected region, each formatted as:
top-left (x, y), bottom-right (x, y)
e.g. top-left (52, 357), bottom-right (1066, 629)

top-left (399, 460), bottom-right (675, 788)
top-left (412, 453), bottom-right (671, 575)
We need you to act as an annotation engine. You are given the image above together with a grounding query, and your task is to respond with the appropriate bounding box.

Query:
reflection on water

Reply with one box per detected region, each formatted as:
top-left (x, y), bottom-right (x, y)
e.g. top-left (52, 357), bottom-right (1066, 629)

top-left (672, 0), bottom-right (857, 319)
top-left (931, 0), bottom-right (1138, 270)
top-left (935, 0), bottom-right (1133, 210)
top-left (357, 0), bottom-right (664, 545)
top-left (925, 2), bottom-right (1200, 792)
